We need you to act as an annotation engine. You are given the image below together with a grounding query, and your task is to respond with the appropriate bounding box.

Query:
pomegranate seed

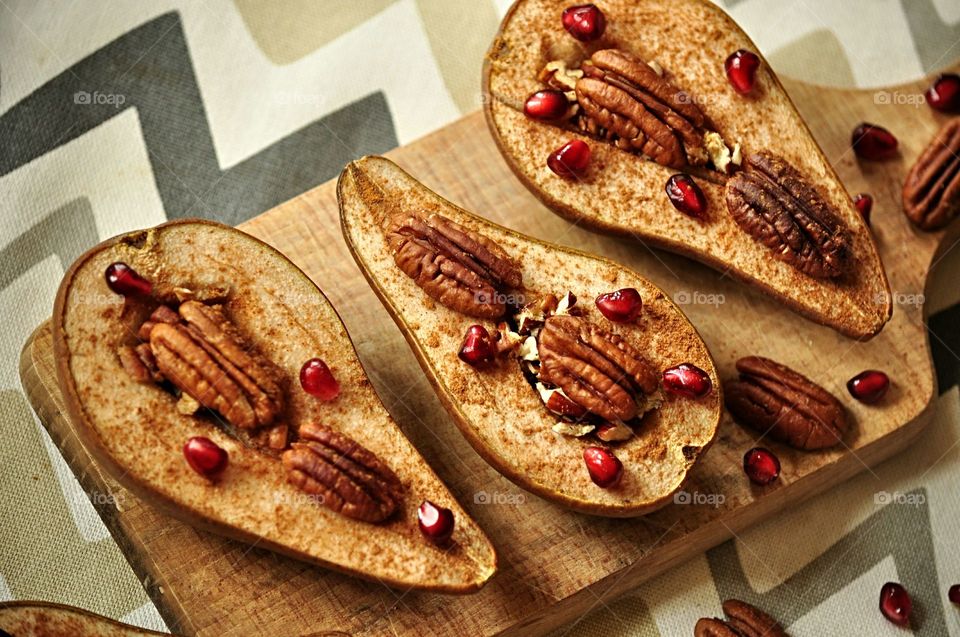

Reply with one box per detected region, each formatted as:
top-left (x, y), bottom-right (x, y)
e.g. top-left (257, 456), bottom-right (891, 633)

top-left (546, 392), bottom-right (587, 417)
top-left (561, 4), bottom-right (606, 42)
top-left (847, 370), bottom-right (889, 404)
top-left (418, 500), bottom-right (454, 544)
top-left (851, 123), bottom-right (898, 160)
top-left (949, 584), bottom-right (960, 605)
top-left (583, 446), bottom-right (623, 488)
top-left (524, 89), bottom-right (570, 121)
top-left (879, 582), bottom-right (912, 627)
top-left (853, 193), bottom-right (873, 225)
top-left (105, 262), bottom-right (152, 296)
top-left (926, 73), bottom-right (960, 112)
top-left (300, 358), bottom-right (341, 401)
top-left (724, 50), bottom-right (761, 95)
top-left (458, 325), bottom-right (496, 367)
top-left (665, 174), bottom-right (707, 219)
top-left (662, 363), bottom-right (712, 399)
top-left (183, 436), bottom-right (228, 480)
top-left (743, 447), bottom-right (780, 486)
top-left (547, 139), bottom-right (591, 178)
top-left (595, 288), bottom-right (642, 322)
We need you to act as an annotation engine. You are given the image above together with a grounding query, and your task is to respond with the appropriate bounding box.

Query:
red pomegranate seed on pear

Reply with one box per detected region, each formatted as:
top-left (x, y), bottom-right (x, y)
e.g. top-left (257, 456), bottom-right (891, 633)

top-left (853, 193), bottom-right (873, 224)
top-left (665, 174), bottom-right (707, 219)
top-left (546, 391), bottom-right (587, 418)
top-left (724, 50), bottom-right (761, 95)
top-left (583, 446), bottom-right (623, 488)
top-left (851, 123), bottom-right (898, 160)
top-left (300, 358), bottom-right (340, 401)
top-left (524, 89), bottom-right (570, 121)
top-left (662, 363), bottom-right (712, 399)
top-left (458, 325), bottom-right (495, 367)
top-left (743, 447), bottom-right (780, 486)
top-left (595, 288), bottom-right (642, 322)
top-left (949, 584), bottom-right (960, 605)
top-left (418, 500), bottom-right (455, 544)
top-left (547, 139), bottom-right (591, 178)
top-left (561, 4), bottom-right (606, 42)
top-left (847, 370), bottom-right (889, 404)
top-left (879, 582), bottom-right (912, 627)
top-left (105, 262), bottom-right (152, 297)
top-left (183, 436), bottom-right (228, 480)
top-left (926, 73), bottom-right (960, 112)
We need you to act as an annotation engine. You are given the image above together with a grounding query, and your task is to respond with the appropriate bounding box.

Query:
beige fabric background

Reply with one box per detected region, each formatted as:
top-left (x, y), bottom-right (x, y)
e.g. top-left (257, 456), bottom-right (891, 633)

top-left (2, 0), bottom-right (960, 635)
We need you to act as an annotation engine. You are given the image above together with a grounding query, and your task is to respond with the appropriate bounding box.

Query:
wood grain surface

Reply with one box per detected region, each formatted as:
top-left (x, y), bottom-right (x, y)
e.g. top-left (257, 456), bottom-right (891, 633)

top-left (19, 65), bottom-right (960, 636)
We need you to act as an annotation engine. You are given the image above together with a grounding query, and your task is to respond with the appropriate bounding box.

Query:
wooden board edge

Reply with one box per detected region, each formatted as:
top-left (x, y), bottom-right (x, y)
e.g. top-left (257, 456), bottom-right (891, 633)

top-left (18, 321), bottom-right (195, 637)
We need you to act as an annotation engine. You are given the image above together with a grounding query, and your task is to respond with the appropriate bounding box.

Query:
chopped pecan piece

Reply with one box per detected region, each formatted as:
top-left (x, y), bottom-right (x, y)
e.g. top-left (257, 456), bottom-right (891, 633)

top-left (903, 118), bottom-right (960, 231)
top-left (148, 301), bottom-right (284, 430)
top-left (575, 49), bottom-right (709, 168)
top-left (725, 356), bottom-right (846, 450)
top-left (537, 314), bottom-right (658, 422)
top-left (726, 152), bottom-right (850, 279)
top-left (282, 422), bottom-right (404, 523)
top-left (694, 599), bottom-right (788, 637)
top-left (387, 212), bottom-right (522, 319)
top-left (118, 345), bottom-right (152, 383)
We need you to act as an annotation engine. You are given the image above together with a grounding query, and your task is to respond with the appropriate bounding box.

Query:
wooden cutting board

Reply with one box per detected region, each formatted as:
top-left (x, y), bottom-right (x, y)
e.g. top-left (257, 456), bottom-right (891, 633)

top-left (19, 64), bottom-right (960, 636)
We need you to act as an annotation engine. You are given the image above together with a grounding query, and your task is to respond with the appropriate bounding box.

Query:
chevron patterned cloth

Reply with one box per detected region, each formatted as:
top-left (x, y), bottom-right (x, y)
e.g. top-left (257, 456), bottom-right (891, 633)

top-left (2, 1), bottom-right (960, 635)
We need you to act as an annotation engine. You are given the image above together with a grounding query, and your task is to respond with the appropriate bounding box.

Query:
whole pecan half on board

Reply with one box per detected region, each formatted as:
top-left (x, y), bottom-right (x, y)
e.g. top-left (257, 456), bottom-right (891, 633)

top-left (387, 212), bottom-right (522, 319)
top-left (725, 355), bottom-right (847, 450)
top-left (726, 152), bottom-right (850, 279)
top-left (903, 117), bottom-right (960, 231)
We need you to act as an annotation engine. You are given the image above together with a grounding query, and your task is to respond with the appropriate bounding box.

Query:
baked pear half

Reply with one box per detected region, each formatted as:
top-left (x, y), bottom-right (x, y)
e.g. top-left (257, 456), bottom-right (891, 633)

top-left (483, 0), bottom-right (891, 339)
top-left (53, 219), bottom-right (496, 593)
top-left (338, 156), bottom-right (722, 517)
top-left (0, 601), bottom-right (172, 636)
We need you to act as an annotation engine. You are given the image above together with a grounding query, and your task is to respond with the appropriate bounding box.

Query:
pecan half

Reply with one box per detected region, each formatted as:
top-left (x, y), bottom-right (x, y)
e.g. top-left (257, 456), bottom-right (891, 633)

top-left (725, 356), bottom-right (846, 450)
top-left (903, 118), bottom-right (960, 231)
top-left (726, 152), bottom-right (850, 279)
top-left (537, 314), bottom-right (658, 422)
top-left (149, 301), bottom-right (284, 430)
top-left (387, 213), bottom-right (522, 319)
top-left (575, 49), bottom-right (709, 168)
top-left (282, 422), bottom-right (404, 523)
top-left (694, 599), bottom-right (788, 637)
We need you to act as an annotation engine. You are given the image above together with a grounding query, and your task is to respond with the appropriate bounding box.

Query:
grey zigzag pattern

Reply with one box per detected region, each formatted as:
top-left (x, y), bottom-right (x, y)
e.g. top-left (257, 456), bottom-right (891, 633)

top-left (0, 11), bottom-right (398, 228)
top-left (708, 488), bottom-right (947, 634)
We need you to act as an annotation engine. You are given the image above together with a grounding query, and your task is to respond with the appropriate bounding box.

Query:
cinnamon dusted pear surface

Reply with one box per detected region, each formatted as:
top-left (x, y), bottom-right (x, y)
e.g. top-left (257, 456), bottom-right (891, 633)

top-left (338, 156), bottom-right (721, 517)
top-left (53, 219), bottom-right (496, 593)
top-left (484, 0), bottom-right (891, 339)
